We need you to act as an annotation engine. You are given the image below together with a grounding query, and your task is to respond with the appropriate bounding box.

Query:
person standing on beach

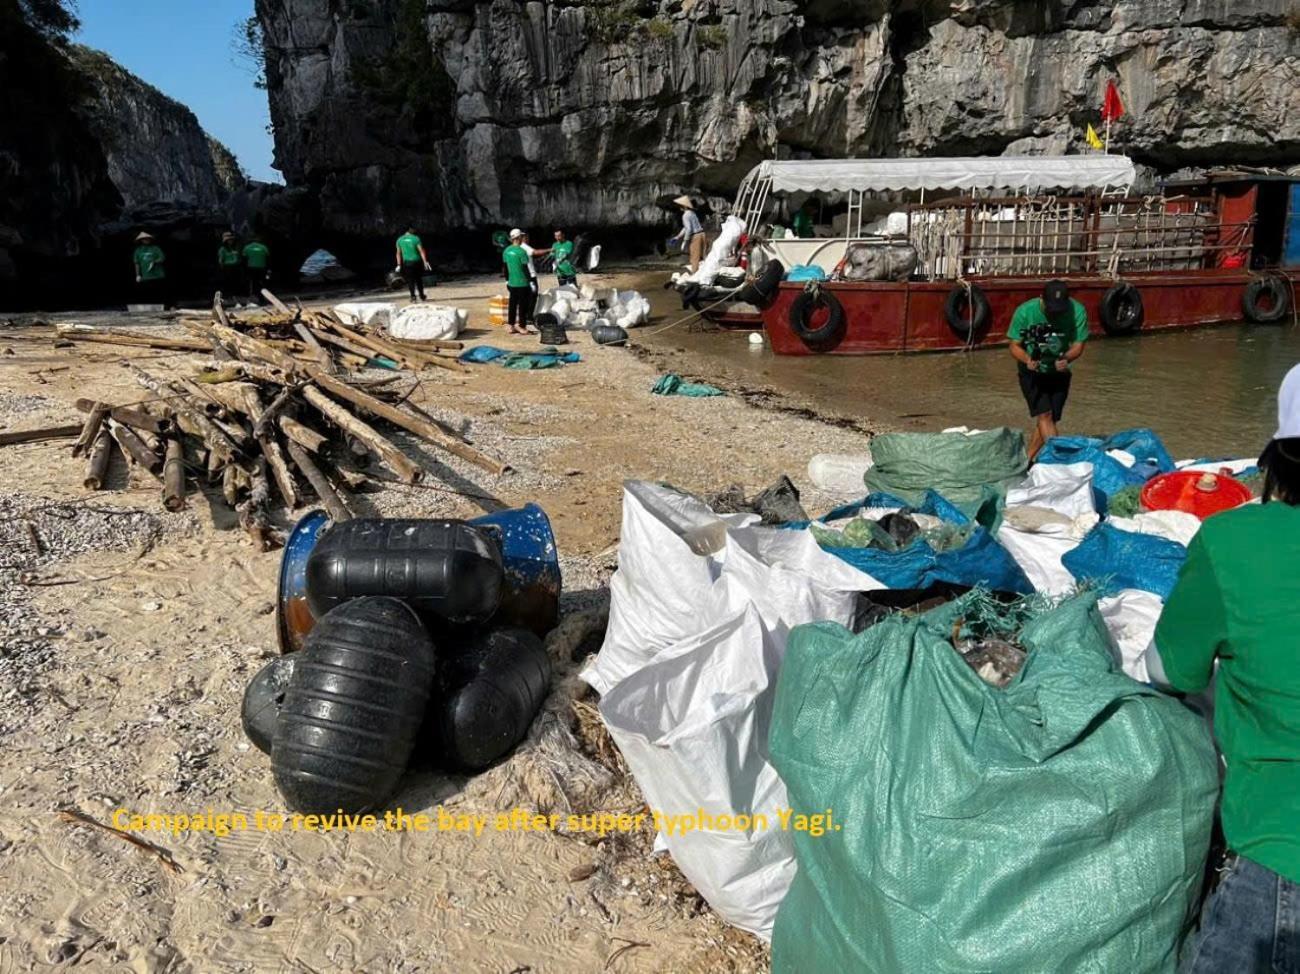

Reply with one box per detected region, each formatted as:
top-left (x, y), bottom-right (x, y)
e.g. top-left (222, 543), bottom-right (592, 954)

top-left (395, 227), bottom-right (432, 302)
top-left (217, 232), bottom-right (243, 304)
top-left (518, 231), bottom-right (548, 327)
top-left (503, 229), bottom-right (534, 335)
top-left (671, 196), bottom-right (706, 272)
top-left (1144, 363), bottom-right (1300, 973)
top-left (1007, 280), bottom-right (1089, 461)
top-left (551, 229), bottom-right (577, 287)
top-left (132, 232), bottom-right (167, 307)
top-left (242, 235), bottom-right (271, 305)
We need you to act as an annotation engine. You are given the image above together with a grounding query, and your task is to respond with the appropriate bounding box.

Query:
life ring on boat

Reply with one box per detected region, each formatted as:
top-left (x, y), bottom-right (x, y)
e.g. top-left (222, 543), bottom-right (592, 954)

top-left (1242, 276), bottom-right (1292, 324)
top-left (943, 284), bottom-right (990, 339)
top-left (1100, 283), bottom-right (1144, 336)
top-left (735, 259), bottom-right (785, 307)
top-left (789, 284), bottom-right (846, 353)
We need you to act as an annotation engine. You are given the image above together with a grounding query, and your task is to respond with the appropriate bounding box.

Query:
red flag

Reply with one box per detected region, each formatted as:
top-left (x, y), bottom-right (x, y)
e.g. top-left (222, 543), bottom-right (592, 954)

top-left (1102, 79), bottom-right (1125, 123)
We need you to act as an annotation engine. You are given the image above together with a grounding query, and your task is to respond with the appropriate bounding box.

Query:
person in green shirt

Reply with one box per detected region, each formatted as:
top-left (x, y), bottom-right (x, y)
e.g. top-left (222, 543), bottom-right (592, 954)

top-left (791, 200), bottom-right (815, 239)
top-left (242, 236), bottom-right (271, 305)
top-left (395, 227), bottom-right (432, 302)
top-left (502, 229), bottom-right (534, 335)
top-left (551, 229), bottom-right (577, 287)
top-left (1007, 280), bottom-right (1090, 460)
top-left (217, 231), bottom-right (243, 305)
top-left (132, 232), bottom-right (168, 308)
top-left (1147, 363), bottom-right (1300, 972)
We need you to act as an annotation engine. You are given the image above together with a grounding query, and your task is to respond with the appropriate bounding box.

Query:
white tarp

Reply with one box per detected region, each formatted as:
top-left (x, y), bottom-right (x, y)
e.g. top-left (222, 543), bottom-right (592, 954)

top-left (748, 155), bottom-right (1137, 195)
top-left (334, 301), bottom-right (396, 328)
top-left (997, 463), bottom-right (1099, 595)
top-left (388, 304), bottom-right (466, 341)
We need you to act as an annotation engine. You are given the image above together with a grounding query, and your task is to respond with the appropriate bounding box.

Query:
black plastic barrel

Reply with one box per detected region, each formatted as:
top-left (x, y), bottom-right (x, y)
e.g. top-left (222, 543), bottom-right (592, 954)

top-left (591, 324), bottom-right (628, 346)
top-left (305, 519), bottom-right (504, 624)
top-left (427, 628), bottom-right (552, 771)
top-left (272, 597), bottom-right (435, 814)
top-left (241, 655), bottom-right (296, 754)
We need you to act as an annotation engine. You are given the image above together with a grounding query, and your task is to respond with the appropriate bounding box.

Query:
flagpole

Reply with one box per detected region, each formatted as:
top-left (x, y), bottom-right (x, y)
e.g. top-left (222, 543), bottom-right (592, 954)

top-left (1104, 118), bottom-right (1111, 154)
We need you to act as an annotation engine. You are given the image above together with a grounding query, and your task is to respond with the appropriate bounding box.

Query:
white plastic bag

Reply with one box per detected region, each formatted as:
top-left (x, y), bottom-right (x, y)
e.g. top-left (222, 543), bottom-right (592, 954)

top-left (388, 305), bottom-right (464, 340)
top-left (997, 463), bottom-right (1099, 594)
top-left (600, 604), bottom-right (796, 940)
top-left (334, 301), bottom-right (396, 329)
top-left (807, 453), bottom-right (873, 495)
top-left (1098, 588), bottom-right (1165, 681)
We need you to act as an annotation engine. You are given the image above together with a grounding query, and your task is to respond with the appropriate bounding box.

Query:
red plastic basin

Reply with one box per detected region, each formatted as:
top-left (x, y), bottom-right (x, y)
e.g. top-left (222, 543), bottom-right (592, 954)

top-left (1139, 470), bottom-right (1252, 520)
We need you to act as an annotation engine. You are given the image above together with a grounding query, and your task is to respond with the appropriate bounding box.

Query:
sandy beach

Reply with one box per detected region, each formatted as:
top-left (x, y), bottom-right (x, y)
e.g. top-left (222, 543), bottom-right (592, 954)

top-left (0, 272), bottom-right (877, 973)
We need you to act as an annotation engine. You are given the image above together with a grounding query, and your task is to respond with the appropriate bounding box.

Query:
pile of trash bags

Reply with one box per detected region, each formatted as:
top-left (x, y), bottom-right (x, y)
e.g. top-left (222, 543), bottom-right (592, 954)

top-left (585, 425), bottom-right (1256, 952)
top-left (249, 508), bottom-right (562, 814)
top-left (537, 285), bottom-right (651, 331)
top-left (334, 301), bottom-right (469, 340)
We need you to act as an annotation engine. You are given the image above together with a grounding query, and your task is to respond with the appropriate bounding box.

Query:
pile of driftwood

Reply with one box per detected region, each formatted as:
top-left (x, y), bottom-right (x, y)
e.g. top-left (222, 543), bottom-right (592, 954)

top-left (61, 290), bottom-right (505, 550)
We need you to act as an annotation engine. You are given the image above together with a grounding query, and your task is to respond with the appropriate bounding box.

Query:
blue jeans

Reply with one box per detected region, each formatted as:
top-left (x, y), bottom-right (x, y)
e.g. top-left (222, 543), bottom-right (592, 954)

top-left (1182, 855), bottom-right (1299, 973)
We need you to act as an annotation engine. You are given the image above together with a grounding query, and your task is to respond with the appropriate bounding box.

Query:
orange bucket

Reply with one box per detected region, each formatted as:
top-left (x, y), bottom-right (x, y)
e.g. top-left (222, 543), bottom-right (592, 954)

top-left (488, 295), bottom-right (508, 327)
top-left (1139, 470), bottom-right (1252, 520)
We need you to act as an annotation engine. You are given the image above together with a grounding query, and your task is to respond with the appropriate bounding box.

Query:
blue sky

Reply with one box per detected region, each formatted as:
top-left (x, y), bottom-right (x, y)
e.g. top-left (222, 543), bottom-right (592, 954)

top-left (74, 0), bottom-right (280, 183)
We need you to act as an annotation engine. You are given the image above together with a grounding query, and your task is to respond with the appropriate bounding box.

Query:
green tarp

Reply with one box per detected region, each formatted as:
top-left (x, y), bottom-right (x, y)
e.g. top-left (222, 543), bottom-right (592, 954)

top-left (651, 373), bottom-right (725, 397)
top-left (769, 592), bottom-right (1218, 973)
top-left (864, 427), bottom-right (1028, 528)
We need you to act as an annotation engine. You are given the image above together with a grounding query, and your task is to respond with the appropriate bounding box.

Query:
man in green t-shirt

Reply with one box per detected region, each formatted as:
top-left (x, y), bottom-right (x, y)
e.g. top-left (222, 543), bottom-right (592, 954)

top-left (217, 232), bottom-right (243, 305)
top-left (1007, 280), bottom-right (1090, 460)
top-left (242, 236), bottom-right (271, 305)
top-left (551, 229), bottom-right (577, 287)
top-left (395, 227), bottom-right (432, 302)
top-left (502, 229), bottom-right (534, 334)
top-left (132, 231), bottom-right (167, 308)
top-left (791, 201), bottom-right (815, 239)
top-left (1146, 364), bottom-right (1300, 971)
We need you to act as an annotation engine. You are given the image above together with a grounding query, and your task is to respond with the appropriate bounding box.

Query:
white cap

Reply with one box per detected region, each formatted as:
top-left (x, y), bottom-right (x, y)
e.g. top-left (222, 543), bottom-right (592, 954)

top-left (509, 228), bottom-right (524, 239)
top-left (1276, 363), bottom-right (1300, 439)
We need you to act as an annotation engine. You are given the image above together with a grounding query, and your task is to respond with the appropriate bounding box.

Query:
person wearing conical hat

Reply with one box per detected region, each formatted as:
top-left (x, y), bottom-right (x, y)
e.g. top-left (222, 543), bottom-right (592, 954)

top-left (670, 195), bottom-right (706, 272)
top-left (132, 231), bottom-right (168, 308)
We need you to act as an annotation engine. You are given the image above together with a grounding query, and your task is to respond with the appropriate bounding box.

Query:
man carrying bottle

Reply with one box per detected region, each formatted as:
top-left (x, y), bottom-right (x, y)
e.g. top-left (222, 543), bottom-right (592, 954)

top-left (1007, 280), bottom-right (1090, 461)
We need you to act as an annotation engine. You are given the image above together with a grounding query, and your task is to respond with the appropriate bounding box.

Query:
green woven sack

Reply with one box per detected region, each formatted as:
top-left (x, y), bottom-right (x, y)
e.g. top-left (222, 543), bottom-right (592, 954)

top-left (769, 592), bottom-right (1218, 973)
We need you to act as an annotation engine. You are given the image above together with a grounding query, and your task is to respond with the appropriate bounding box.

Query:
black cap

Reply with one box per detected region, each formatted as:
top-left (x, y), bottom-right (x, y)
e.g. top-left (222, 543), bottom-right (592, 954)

top-left (1043, 280), bottom-right (1070, 315)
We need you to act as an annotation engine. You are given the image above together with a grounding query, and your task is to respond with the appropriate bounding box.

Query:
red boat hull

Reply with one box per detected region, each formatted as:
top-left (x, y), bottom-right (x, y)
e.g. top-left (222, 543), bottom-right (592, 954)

top-left (760, 270), bottom-right (1297, 355)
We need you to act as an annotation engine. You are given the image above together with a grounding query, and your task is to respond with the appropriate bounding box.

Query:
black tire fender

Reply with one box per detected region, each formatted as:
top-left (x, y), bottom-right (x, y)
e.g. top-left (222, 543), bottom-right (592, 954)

top-left (1243, 276), bottom-right (1292, 324)
top-left (1100, 283), bottom-right (1144, 336)
top-left (944, 284), bottom-right (991, 339)
top-left (789, 285), bottom-right (847, 353)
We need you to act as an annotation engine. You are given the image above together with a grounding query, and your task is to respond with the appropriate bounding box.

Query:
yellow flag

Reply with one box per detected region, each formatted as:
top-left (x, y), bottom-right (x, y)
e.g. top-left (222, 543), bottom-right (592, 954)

top-left (1086, 123), bottom-right (1104, 150)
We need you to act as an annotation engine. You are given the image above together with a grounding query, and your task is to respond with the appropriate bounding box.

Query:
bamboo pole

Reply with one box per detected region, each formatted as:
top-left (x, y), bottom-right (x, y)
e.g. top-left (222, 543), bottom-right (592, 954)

top-left (162, 438), bottom-right (186, 511)
top-left (286, 440), bottom-right (351, 522)
top-left (306, 367), bottom-right (507, 475)
top-left (238, 459), bottom-right (274, 551)
top-left (293, 321), bottom-right (335, 372)
top-left (0, 424), bottom-right (83, 447)
top-left (301, 384), bottom-right (421, 484)
top-left (108, 419), bottom-right (163, 478)
top-left (55, 329), bottom-right (212, 352)
top-left (127, 365), bottom-right (239, 465)
top-left (74, 399), bottom-right (173, 436)
top-left (208, 323), bottom-right (302, 374)
top-left (72, 403), bottom-right (108, 458)
top-left (83, 427), bottom-right (114, 489)
top-left (277, 414), bottom-right (327, 453)
top-left (318, 316), bottom-right (467, 373)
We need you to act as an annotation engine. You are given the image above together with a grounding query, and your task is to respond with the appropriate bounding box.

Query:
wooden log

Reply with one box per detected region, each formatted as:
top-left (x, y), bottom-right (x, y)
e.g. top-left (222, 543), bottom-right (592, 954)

top-left (0, 423), bottom-right (83, 447)
top-left (251, 384), bottom-right (297, 440)
top-left (172, 377), bottom-right (251, 444)
top-left (162, 438), bottom-right (186, 511)
top-left (384, 334), bottom-right (465, 351)
top-left (292, 320), bottom-right (335, 372)
top-left (128, 365), bottom-right (239, 465)
top-left (260, 289), bottom-right (296, 317)
top-left (74, 399), bottom-right (173, 435)
top-left (55, 328), bottom-right (212, 352)
top-left (108, 419), bottom-right (163, 478)
top-left (301, 384), bottom-right (421, 484)
top-left (222, 464), bottom-right (240, 507)
top-left (286, 439), bottom-right (352, 522)
top-left (238, 459), bottom-right (275, 551)
top-left (316, 315), bottom-right (467, 373)
top-left (72, 402), bottom-right (108, 458)
top-left (83, 427), bottom-right (114, 490)
top-left (199, 380), bottom-right (263, 420)
top-left (302, 325), bottom-right (385, 365)
top-left (209, 323), bottom-right (302, 374)
top-left (195, 360), bottom-right (291, 386)
top-left (305, 367), bottom-right (508, 475)
top-left (278, 414), bottom-right (327, 453)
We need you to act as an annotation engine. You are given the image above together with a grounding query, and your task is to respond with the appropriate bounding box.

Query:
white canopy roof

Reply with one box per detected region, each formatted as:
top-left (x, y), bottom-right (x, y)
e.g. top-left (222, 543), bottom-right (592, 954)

top-left (748, 156), bottom-right (1137, 194)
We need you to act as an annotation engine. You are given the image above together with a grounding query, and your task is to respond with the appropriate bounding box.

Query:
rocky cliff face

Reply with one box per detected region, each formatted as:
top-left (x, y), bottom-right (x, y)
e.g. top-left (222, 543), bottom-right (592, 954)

top-left (0, 14), bottom-right (245, 307)
top-left (258, 0), bottom-right (1300, 255)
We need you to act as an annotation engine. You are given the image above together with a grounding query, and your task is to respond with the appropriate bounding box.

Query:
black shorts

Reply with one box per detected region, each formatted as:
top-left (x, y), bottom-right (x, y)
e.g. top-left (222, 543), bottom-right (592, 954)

top-left (1018, 368), bottom-right (1071, 421)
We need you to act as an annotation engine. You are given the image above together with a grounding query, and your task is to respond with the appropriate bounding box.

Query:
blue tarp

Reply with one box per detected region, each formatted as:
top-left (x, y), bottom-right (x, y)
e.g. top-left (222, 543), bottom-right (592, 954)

top-left (785, 265), bottom-right (828, 282)
top-left (814, 489), bottom-right (1033, 594)
top-left (1035, 428), bottom-right (1176, 512)
top-left (459, 345), bottom-right (581, 368)
top-left (1061, 522), bottom-right (1188, 599)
